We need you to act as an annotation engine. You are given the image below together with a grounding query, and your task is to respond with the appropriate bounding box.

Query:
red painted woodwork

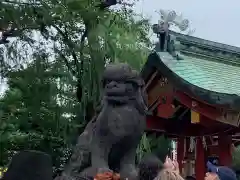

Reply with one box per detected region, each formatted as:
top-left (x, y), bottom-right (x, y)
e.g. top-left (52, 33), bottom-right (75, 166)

top-left (174, 90), bottom-right (221, 121)
top-left (144, 71), bottom-right (158, 91)
top-left (146, 116), bottom-right (165, 132)
top-left (174, 91), bottom-right (240, 127)
top-left (195, 138), bottom-right (205, 180)
top-left (156, 93), bottom-right (175, 118)
top-left (207, 145), bottom-right (219, 157)
top-left (144, 70), bottom-right (240, 178)
top-left (148, 80), bottom-right (176, 118)
top-left (177, 137), bottom-right (185, 174)
top-left (218, 134), bottom-right (232, 166)
top-left (148, 78), bottom-right (173, 106)
top-left (146, 116), bottom-right (233, 137)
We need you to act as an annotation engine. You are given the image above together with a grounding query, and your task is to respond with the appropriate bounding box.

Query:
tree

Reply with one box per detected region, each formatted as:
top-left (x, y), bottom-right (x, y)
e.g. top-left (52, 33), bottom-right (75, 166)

top-left (0, 0), bottom-right (176, 172)
top-left (0, 0), bottom-right (151, 119)
top-left (136, 133), bottom-right (171, 163)
top-left (0, 53), bottom-right (81, 171)
top-left (0, 0), bottom-right (153, 172)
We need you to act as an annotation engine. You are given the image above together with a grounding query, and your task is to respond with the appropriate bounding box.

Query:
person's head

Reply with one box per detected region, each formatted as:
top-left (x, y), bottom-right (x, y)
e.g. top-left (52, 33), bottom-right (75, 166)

top-left (138, 154), bottom-right (163, 180)
top-left (2, 150), bottom-right (52, 180)
top-left (185, 176), bottom-right (196, 180)
top-left (205, 161), bottom-right (237, 180)
top-left (154, 169), bottom-right (184, 180)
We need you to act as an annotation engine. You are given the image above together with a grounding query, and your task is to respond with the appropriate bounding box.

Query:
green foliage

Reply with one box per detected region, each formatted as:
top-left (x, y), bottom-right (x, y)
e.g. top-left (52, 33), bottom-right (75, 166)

top-left (136, 133), bottom-right (171, 163)
top-left (148, 135), bottom-right (171, 162)
top-left (232, 146), bottom-right (240, 167)
top-left (136, 133), bottom-right (152, 162)
top-left (0, 54), bottom-right (80, 170)
top-left (0, 0), bottom-right (153, 172)
top-left (232, 146), bottom-right (240, 179)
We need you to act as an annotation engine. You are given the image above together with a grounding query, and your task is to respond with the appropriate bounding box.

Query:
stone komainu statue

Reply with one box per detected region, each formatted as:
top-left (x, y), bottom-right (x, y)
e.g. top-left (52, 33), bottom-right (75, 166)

top-left (60, 63), bottom-right (147, 180)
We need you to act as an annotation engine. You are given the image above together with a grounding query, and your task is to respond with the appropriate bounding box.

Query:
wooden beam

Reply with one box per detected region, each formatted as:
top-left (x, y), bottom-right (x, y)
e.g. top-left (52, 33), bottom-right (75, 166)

top-left (148, 95), bottom-right (162, 111)
top-left (144, 71), bottom-right (158, 91)
top-left (146, 116), bottom-right (166, 132)
top-left (198, 116), bottom-right (231, 128)
top-left (148, 81), bottom-right (173, 105)
top-left (174, 90), bottom-right (240, 126)
top-left (146, 116), bottom-right (233, 137)
top-left (174, 90), bottom-right (221, 120)
top-left (232, 133), bottom-right (240, 137)
top-left (178, 108), bottom-right (189, 120)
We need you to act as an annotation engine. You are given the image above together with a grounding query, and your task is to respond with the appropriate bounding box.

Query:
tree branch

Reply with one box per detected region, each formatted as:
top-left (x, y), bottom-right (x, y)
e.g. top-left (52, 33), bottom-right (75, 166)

top-left (79, 28), bottom-right (88, 74)
top-left (52, 24), bottom-right (80, 75)
top-left (54, 47), bottom-right (77, 76)
top-left (52, 24), bottom-right (89, 103)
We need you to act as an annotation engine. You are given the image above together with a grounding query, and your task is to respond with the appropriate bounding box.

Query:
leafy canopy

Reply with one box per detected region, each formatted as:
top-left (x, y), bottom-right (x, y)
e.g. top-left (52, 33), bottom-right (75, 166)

top-left (0, 0), bottom-right (155, 172)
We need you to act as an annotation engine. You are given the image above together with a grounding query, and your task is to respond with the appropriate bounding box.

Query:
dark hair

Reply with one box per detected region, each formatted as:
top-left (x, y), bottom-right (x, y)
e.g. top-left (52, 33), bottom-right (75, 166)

top-left (185, 176), bottom-right (196, 180)
top-left (138, 154), bottom-right (163, 180)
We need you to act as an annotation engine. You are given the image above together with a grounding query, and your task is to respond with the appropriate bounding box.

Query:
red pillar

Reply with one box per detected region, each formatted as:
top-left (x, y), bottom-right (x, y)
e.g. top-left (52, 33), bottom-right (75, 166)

top-left (195, 138), bottom-right (205, 180)
top-left (219, 134), bottom-right (232, 166)
top-left (177, 137), bottom-right (184, 174)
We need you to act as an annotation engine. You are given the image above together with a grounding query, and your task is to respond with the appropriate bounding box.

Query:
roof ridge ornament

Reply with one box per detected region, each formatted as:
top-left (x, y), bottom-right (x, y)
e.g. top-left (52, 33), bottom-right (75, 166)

top-left (152, 9), bottom-right (193, 60)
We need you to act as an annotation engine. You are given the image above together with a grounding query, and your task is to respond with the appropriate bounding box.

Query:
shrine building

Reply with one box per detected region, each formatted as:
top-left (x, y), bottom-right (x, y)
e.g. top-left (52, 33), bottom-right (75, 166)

top-left (141, 10), bottom-right (240, 180)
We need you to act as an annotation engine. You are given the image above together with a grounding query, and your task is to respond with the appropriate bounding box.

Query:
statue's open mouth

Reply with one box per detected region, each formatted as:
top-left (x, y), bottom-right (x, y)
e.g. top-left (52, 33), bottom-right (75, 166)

top-left (105, 87), bottom-right (127, 97)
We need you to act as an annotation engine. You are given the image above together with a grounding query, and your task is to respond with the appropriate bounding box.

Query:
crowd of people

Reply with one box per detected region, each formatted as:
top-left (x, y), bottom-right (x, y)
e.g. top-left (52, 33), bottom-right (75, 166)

top-left (0, 151), bottom-right (238, 180)
top-left (138, 156), bottom-right (237, 180)
top-left (93, 156), bottom-right (238, 180)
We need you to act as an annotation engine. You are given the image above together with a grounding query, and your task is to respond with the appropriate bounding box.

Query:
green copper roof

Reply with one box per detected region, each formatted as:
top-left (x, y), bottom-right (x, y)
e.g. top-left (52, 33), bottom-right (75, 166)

top-left (156, 52), bottom-right (240, 96)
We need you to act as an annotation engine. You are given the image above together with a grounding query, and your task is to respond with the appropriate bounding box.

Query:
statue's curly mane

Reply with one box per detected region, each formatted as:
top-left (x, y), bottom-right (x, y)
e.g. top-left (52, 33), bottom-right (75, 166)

top-left (102, 63), bottom-right (147, 113)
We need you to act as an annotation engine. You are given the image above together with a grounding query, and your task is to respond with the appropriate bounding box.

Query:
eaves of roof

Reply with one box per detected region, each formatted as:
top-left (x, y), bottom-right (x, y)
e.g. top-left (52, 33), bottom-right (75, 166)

top-left (141, 51), bottom-right (240, 111)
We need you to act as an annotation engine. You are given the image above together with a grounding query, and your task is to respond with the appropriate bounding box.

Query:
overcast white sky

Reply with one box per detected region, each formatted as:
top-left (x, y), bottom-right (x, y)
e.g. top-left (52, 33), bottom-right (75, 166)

top-left (133, 0), bottom-right (240, 47)
top-left (1, 1), bottom-right (240, 94)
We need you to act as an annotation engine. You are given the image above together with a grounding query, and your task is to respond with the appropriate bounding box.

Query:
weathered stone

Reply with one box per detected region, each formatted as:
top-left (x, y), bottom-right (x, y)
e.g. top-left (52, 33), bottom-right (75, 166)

top-left (58, 63), bottom-right (147, 180)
